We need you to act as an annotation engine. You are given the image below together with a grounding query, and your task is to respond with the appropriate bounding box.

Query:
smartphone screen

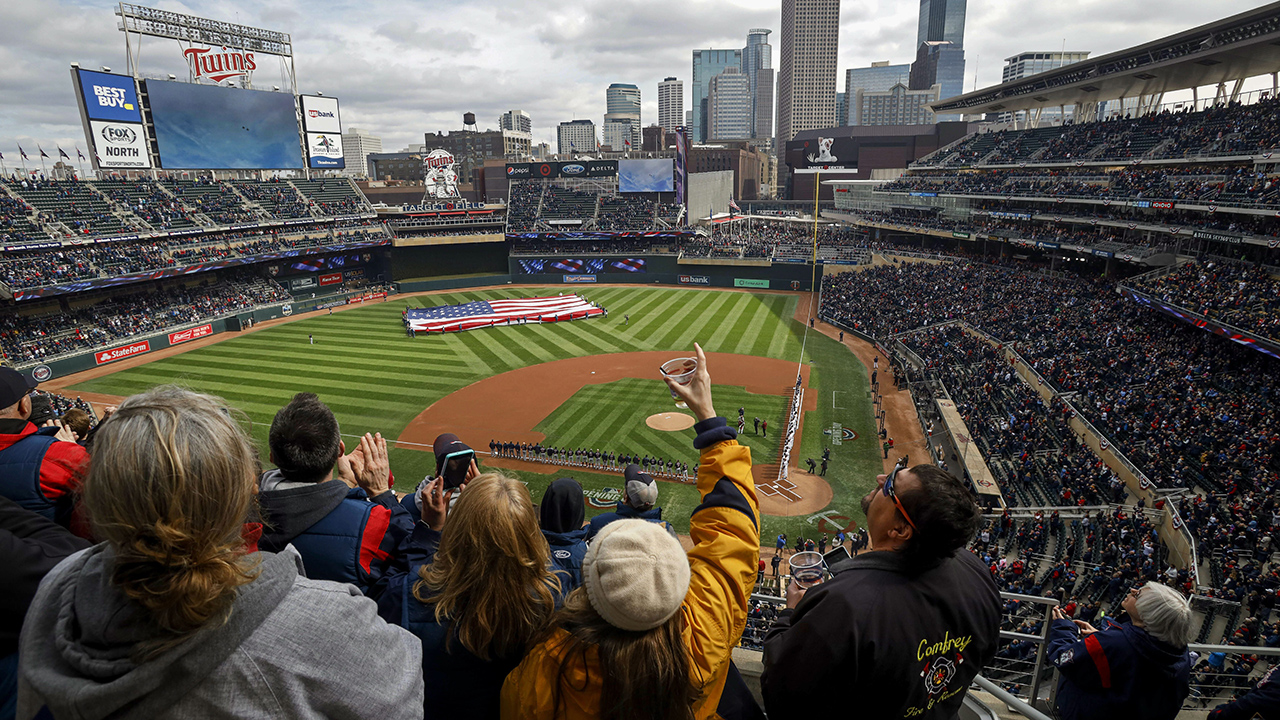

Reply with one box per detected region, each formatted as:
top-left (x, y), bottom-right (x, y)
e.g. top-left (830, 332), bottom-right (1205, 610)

top-left (823, 546), bottom-right (851, 567)
top-left (443, 451), bottom-right (474, 488)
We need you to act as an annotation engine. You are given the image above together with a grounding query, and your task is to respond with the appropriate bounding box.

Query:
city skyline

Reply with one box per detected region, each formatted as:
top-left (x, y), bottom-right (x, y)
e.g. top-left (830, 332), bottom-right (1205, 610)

top-left (0, 0), bottom-right (1267, 156)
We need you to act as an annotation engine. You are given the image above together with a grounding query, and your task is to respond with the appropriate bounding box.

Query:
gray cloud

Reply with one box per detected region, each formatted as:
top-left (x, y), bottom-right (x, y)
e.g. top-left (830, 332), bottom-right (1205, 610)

top-left (0, 0), bottom-right (1269, 158)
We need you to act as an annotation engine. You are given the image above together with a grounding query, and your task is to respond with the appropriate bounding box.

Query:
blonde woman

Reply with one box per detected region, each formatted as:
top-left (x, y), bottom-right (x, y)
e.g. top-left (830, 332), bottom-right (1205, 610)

top-left (501, 344), bottom-right (760, 720)
top-left (377, 470), bottom-right (561, 720)
top-left (18, 386), bottom-right (423, 720)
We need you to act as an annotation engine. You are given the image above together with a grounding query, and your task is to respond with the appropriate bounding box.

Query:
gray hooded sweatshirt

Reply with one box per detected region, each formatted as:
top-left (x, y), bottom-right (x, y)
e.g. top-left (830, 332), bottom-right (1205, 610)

top-left (18, 544), bottom-right (424, 720)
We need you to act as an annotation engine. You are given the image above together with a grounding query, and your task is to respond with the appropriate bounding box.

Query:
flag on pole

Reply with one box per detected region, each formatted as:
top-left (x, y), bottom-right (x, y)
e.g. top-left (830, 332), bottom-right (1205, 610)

top-left (58, 147), bottom-right (70, 160)
top-left (38, 147), bottom-right (49, 159)
top-left (729, 197), bottom-right (741, 213)
top-left (19, 146), bottom-right (29, 160)
top-left (76, 147), bottom-right (86, 160)
top-left (404, 296), bottom-right (604, 333)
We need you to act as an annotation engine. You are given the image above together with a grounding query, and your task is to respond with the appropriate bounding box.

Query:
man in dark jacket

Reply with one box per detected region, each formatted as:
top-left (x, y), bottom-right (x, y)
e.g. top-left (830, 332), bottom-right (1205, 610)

top-left (1047, 582), bottom-right (1193, 720)
top-left (539, 478), bottom-right (589, 594)
top-left (584, 464), bottom-right (673, 540)
top-left (761, 463), bottom-right (1000, 720)
top-left (0, 496), bottom-right (91, 720)
top-left (256, 393), bottom-right (412, 598)
top-left (0, 368), bottom-right (90, 537)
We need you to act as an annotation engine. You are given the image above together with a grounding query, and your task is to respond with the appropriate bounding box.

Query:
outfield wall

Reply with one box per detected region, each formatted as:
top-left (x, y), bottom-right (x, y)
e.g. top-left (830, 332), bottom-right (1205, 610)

top-left (507, 254), bottom-right (823, 290)
top-left (17, 288), bottom-right (396, 384)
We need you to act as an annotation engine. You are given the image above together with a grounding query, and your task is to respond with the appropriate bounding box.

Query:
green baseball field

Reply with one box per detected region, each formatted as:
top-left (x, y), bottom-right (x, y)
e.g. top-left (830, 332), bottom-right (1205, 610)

top-left (68, 285), bottom-right (881, 541)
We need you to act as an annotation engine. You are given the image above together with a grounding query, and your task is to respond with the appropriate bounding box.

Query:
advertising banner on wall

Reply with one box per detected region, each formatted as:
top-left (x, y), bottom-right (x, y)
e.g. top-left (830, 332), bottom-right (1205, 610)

top-left (319, 272), bottom-right (343, 286)
top-left (168, 324), bottom-right (214, 345)
top-left (300, 95), bottom-right (342, 133)
top-left (290, 276), bottom-right (318, 290)
top-left (306, 132), bottom-right (345, 169)
top-left (88, 120), bottom-right (152, 169)
top-left (95, 341), bottom-right (151, 365)
top-left (733, 278), bottom-right (769, 288)
top-left (505, 160), bottom-right (617, 180)
top-left (678, 275), bottom-right (709, 285)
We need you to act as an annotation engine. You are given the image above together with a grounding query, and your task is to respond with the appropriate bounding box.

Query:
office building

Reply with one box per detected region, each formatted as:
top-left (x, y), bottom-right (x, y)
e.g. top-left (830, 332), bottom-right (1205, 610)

top-left (910, 41), bottom-right (965, 119)
top-left (855, 83), bottom-right (940, 126)
top-left (367, 151), bottom-right (424, 183)
top-left (776, 0), bottom-right (841, 166)
top-left (707, 67), bottom-right (751, 141)
top-left (692, 49), bottom-right (743, 143)
top-left (743, 29), bottom-right (774, 139)
top-left (499, 110), bottom-right (532, 134)
top-left (916, 0), bottom-right (967, 48)
top-left (602, 119), bottom-right (636, 150)
top-left (1001, 52), bottom-right (1091, 124)
top-left (910, 0), bottom-right (966, 118)
top-left (532, 142), bottom-right (551, 161)
top-left (341, 127), bottom-right (382, 177)
top-left (688, 141), bottom-right (768, 200)
top-left (658, 77), bottom-right (684, 132)
top-left (845, 62), bottom-right (911, 124)
top-left (604, 83), bottom-right (641, 149)
top-left (557, 119), bottom-right (597, 155)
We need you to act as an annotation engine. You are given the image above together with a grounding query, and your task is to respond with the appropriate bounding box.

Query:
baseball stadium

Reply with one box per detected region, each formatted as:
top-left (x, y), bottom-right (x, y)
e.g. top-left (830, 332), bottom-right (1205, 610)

top-left (2, 2), bottom-right (1280, 719)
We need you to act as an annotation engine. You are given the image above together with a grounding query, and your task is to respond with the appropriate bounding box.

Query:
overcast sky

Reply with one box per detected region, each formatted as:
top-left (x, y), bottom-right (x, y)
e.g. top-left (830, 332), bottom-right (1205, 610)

top-left (0, 0), bottom-right (1266, 159)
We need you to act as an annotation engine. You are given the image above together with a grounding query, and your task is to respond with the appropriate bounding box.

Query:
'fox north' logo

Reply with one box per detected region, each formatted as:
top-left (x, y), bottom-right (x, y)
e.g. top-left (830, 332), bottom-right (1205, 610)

top-left (101, 125), bottom-right (136, 144)
top-left (183, 46), bottom-right (256, 83)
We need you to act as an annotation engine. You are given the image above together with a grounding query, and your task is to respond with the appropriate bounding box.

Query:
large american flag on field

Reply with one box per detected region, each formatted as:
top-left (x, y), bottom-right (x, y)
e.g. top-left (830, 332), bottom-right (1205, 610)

top-left (405, 295), bottom-right (604, 333)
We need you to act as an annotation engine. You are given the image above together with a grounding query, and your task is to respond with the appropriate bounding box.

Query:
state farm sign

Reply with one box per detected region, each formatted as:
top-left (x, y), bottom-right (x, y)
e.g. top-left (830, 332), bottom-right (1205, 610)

top-left (319, 272), bottom-right (343, 286)
top-left (168, 324), bottom-right (213, 345)
top-left (95, 341), bottom-right (150, 365)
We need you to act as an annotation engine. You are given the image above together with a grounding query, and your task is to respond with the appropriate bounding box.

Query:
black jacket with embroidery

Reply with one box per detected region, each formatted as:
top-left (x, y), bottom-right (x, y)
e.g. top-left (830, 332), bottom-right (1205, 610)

top-left (761, 548), bottom-right (1001, 719)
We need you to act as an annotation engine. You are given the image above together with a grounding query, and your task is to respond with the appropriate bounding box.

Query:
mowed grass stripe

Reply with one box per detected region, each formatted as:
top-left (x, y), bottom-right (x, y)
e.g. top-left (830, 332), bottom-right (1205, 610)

top-left (631, 289), bottom-right (709, 344)
top-left (722, 296), bottom-right (772, 358)
top-left (622, 289), bottom-right (688, 342)
top-left (660, 290), bottom-right (737, 350)
top-left (702, 293), bottom-right (755, 350)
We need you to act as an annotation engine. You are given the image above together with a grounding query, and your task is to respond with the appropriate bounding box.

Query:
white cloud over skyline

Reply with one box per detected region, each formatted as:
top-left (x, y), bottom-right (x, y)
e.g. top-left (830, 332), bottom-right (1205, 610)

top-left (0, 0), bottom-right (1266, 162)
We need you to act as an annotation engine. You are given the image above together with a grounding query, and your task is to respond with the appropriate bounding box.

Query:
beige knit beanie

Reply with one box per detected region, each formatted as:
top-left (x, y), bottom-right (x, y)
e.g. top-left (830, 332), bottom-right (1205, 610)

top-left (582, 519), bottom-right (691, 631)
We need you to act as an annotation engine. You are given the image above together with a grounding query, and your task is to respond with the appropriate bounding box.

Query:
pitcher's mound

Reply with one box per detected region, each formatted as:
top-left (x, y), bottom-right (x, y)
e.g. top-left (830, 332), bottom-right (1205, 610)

top-left (647, 412), bottom-right (696, 431)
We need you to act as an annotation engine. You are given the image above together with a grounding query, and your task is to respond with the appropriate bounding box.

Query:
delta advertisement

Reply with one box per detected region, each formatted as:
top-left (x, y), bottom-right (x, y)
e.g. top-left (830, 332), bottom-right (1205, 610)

top-left (168, 324), bottom-right (214, 345)
top-left (505, 160), bottom-right (617, 180)
top-left (95, 340), bottom-right (151, 365)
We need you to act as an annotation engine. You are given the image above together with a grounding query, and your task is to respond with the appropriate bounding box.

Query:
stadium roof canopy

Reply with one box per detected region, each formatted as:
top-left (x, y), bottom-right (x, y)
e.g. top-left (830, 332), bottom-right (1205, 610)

top-left (930, 2), bottom-right (1280, 115)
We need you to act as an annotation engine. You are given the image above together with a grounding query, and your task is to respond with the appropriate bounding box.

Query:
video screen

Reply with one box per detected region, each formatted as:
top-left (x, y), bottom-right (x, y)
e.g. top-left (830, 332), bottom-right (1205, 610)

top-left (291, 253), bottom-right (366, 272)
top-left (618, 159), bottom-right (674, 193)
top-left (145, 80), bottom-right (303, 169)
top-left (517, 258), bottom-right (646, 274)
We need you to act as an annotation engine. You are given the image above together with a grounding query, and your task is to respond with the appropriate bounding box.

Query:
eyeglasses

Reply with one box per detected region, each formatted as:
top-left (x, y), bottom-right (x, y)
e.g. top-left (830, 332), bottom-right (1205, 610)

top-left (883, 463), bottom-right (918, 531)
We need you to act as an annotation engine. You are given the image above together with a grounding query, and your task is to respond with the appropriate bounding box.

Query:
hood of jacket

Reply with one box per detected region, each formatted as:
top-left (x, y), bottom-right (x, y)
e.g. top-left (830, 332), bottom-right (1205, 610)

top-left (1122, 622), bottom-right (1188, 672)
top-left (539, 478), bottom-right (585, 534)
top-left (19, 544), bottom-right (301, 720)
top-left (256, 469), bottom-right (351, 548)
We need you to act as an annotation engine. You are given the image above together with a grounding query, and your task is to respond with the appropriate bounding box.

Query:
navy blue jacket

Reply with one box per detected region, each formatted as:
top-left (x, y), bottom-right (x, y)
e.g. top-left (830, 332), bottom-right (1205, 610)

top-left (543, 527), bottom-right (588, 595)
top-left (377, 523), bottom-right (532, 720)
top-left (1209, 663), bottom-right (1280, 720)
top-left (585, 502), bottom-right (672, 540)
top-left (256, 470), bottom-right (413, 598)
top-left (1048, 618), bottom-right (1191, 720)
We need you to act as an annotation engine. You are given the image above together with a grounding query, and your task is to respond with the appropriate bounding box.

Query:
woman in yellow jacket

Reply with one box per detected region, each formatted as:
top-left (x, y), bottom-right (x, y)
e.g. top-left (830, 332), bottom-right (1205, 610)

top-left (501, 343), bottom-right (760, 720)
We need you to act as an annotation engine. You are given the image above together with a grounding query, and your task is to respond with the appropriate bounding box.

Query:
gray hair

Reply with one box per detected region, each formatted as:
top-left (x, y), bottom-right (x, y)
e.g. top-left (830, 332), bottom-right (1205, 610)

top-left (1135, 582), bottom-right (1192, 647)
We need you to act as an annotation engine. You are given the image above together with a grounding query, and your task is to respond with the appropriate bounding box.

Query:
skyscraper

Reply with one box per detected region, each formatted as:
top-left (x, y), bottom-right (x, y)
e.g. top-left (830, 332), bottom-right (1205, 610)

top-left (743, 29), bottom-right (774, 139)
top-left (707, 67), bottom-right (751, 141)
top-left (910, 0), bottom-right (966, 115)
top-left (692, 49), bottom-right (743, 143)
top-left (916, 0), bottom-right (967, 48)
top-left (777, 0), bottom-right (840, 188)
top-left (658, 77), bottom-right (684, 131)
top-left (604, 83), bottom-right (641, 149)
top-left (341, 127), bottom-right (381, 177)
